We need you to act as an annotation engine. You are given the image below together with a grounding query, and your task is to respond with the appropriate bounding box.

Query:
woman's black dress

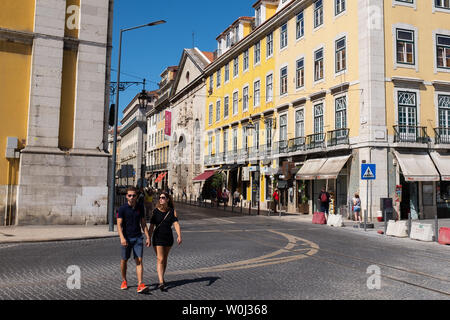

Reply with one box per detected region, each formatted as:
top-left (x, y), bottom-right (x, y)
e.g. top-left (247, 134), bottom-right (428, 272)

top-left (150, 208), bottom-right (178, 247)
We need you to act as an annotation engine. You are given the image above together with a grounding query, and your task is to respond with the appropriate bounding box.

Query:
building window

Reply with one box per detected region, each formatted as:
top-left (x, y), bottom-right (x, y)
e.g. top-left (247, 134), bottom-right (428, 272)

top-left (232, 127), bottom-right (238, 152)
top-left (208, 134), bottom-right (213, 156)
top-left (226, 33), bottom-right (231, 48)
top-left (243, 49), bottom-right (249, 71)
top-left (242, 126), bottom-right (248, 150)
top-left (255, 6), bottom-right (262, 27)
top-left (209, 104), bottom-right (213, 125)
top-left (295, 109), bottom-right (305, 138)
top-left (216, 100), bottom-right (221, 122)
top-left (335, 37), bottom-right (346, 73)
top-left (233, 56), bottom-right (239, 77)
top-left (254, 41), bottom-right (261, 65)
top-left (438, 94), bottom-right (450, 129)
top-left (233, 91), bottom-right (239, 115)
top-left (296, 58), bottom-right (305, 89)
top-left (209, 76), bottom-right (213, 91)
top-left (280, 23), bottom-right (288, 49)
top-left (223, 129), bottom-right (228, 153)
top-left (216, 132), bottom-right (220, 155)
top-left (280, 66), bottom-right (288, 96)
top-left (265, 119), bottom-right (273, 147)
top-left (254, 80), bottom-right (261, 107)
top-left (396, 29), bottom-right (415, 65)
top-left (216, 69), bottom-right (221, 87)
top-left (224, 96), bottom-right (230, 119)
top-left (314, 103), bottom-right (324, 135)
top-left (437, 34), bottom-right (450, 69)
top-left (435, 0), bottom-right (450, 10)
top-left (398, 91), bottom-right (417, 136)
top-left (279, 114), bottom-right (287, 142)
top-left (335, 96), bottom-right (347, 132)
top-left (266, 32), bottom-right (273, 58)
top-left (225, 63), bottom-right (230, 82)
top-left (314, 48), bottom-right (324, 82)
top-left (296, 11), bottom-right (304, 40)
top-left (266, 74), bottom-right (273, 102)
top-left (314, 0), bottom-right (324, 29)
top-left (254, 121), bottom-right (260, 148)
top-left (243, 86), bottom-right (249, 112)
top-left (335, 0), bottom-right (346, 15)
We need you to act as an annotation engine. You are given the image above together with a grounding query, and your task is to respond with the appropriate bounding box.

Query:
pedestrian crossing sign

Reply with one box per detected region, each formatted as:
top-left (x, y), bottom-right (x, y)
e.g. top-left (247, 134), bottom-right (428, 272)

top-left (361, 164), bottom-right (376, 180)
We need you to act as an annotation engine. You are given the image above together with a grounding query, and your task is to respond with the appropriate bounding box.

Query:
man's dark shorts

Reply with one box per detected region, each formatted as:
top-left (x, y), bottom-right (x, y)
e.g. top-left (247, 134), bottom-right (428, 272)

top-left (121, 236), bottom-right (144, 261)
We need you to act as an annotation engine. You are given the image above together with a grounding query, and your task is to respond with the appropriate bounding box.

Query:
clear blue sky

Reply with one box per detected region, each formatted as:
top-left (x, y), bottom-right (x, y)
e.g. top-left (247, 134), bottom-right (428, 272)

top-left (111, 0), bottom-right (255, 117)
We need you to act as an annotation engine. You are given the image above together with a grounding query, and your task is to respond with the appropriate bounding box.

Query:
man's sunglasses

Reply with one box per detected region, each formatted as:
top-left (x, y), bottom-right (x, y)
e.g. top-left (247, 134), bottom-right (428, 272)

top-left (127, 194), bottom-right (137, 198)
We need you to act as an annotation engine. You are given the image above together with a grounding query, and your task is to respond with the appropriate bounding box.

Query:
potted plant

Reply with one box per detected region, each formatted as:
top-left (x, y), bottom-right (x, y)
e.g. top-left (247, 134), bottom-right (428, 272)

top-left (298, 183), bottom-right (309, 214)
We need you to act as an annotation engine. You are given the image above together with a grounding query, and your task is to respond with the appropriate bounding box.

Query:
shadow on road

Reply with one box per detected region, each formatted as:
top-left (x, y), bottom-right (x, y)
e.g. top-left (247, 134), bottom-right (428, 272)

top-left (145, 276), bottom-right (220, 293)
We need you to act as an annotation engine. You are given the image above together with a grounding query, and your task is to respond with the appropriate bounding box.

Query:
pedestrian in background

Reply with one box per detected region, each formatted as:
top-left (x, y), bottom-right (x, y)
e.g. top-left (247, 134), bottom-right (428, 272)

top-left (233, 189), bottom-right (240, 206)
top-left (117, 187), bottom-right (151, 293)
top-left (143, 187), bottom-right (153, 222)
top-left (352, 193), bottom-right (362, 223)
top-left (272, 188), bottom-right (280, 213)
top-left (149, 191), bottom-right (182, 291)
top-left (222, 187), bottom-right (230, 207)
top-left (318, 187), bottom-right (331, 215)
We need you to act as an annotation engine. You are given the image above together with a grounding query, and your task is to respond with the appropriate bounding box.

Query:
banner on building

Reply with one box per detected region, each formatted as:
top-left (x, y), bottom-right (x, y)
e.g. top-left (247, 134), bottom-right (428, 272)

top-left (165, 110), bottom-right (171, 136)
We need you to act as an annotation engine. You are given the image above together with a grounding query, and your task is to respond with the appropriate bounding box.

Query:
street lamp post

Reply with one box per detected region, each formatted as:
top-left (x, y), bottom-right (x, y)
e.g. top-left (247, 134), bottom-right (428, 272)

top-left (108, 20), bottom-right (166, 232)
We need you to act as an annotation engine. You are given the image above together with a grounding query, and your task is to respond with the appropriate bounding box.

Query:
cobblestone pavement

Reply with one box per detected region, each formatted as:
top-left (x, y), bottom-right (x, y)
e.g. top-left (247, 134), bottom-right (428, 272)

top-left (0, 203), bottom-right (449, 300)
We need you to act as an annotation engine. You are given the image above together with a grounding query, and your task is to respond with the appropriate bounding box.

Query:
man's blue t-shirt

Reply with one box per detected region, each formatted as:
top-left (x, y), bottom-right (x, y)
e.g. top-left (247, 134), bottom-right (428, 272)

top-left (118, 203), bottom-right (144, 239)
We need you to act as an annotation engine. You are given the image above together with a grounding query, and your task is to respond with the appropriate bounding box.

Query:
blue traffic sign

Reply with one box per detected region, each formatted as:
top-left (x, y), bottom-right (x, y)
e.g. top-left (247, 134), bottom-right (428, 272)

top-left (361, 164), bottom-right (376, 180)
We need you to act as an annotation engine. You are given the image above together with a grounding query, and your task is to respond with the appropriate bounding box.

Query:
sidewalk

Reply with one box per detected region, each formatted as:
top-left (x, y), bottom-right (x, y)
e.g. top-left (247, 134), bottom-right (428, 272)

top-left (0, 225), bottom-right (117, 244)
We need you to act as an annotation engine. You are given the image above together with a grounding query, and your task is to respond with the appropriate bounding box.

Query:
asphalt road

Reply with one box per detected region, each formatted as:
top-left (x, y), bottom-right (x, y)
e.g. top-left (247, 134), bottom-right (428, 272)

top-left (0, 203), bottom-right (449, 301)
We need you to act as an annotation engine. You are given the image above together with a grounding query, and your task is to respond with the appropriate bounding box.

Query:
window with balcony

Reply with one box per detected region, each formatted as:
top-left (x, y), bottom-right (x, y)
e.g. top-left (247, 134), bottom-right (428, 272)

top-left (314, 103), bottom-right (324, 136)
top-left (223, 129), bottom-right (229, 153)
top-left (397, 91), bottom-right (418, 140)
top-left (438, 94), bottom-right (450, 143)
top-left (295, 109), bottom-right (305, 138)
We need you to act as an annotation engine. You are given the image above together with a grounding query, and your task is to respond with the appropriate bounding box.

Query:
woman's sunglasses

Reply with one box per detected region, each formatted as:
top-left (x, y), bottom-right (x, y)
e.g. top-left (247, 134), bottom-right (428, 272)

top-left (159, 196), bottom-right (167, 200)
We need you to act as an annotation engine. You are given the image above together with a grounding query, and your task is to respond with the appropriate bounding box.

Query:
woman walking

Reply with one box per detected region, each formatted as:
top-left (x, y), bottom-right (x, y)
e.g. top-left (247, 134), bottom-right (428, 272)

top-left (149, 191), bottom-right (182, 291)
top-left (352, 193), bottom-right (362, 223)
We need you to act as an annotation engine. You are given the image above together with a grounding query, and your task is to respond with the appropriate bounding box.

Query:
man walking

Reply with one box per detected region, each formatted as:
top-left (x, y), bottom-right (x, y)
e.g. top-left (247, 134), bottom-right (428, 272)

top-left (318, 187), bottom-right (331, 215)
top-left (117, 186), bottom-right (151, 293)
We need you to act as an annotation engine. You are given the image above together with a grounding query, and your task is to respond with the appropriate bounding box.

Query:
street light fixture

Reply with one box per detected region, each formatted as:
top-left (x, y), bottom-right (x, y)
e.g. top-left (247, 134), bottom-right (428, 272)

top-left (108, 20), bottom-right (166, 232)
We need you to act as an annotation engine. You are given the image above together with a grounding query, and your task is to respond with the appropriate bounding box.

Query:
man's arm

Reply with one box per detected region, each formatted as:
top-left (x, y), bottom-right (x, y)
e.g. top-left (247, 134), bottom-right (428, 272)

top-left (117, 218), bottom-right (127, 247)
top-left (140, 217), bottom-right (150, 247)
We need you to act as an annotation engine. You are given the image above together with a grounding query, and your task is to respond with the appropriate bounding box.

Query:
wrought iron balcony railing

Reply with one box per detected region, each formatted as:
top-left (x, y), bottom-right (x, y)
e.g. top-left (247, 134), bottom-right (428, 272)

top-left (306, 133), bottom-right (325, 150)
top-left (327, 128), bottom-right (350, 147)
top-left (393, 125), bottom-right (429, 144)
top-left (288, 137), bottom-right (306, 153)
top-left (434, 127), bottom-right (450, 144)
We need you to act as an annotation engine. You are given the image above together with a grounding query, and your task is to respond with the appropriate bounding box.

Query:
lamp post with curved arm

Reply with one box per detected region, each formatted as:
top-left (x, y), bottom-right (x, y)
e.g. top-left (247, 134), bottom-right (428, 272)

top-left (108, 20), bottom-right (166, 232)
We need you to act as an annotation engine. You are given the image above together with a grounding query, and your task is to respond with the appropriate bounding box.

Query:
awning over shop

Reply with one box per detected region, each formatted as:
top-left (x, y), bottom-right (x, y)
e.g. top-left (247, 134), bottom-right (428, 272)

top-left (316, 155), bottom-right (351, 180)
top-left (192, 170), bottom-right (216, 182)
top-left (394, 151), bottom-right (440, 182)
top-left (295, 158), bottom-right (327, 180)
top-left (155, 172), bottom-right (167, 183)
top-left (430, 151), bottom-right (450, 181)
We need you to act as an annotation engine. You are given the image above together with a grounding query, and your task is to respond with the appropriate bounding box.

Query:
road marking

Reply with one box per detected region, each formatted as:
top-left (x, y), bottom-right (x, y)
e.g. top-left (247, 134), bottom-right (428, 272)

top-left (167, 230), bottom-right (319, 276)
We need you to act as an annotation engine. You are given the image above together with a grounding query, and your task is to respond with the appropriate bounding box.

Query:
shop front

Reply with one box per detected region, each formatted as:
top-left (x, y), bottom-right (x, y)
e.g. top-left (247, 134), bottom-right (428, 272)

top-left (430, 151), bottom-right (450, 218)
top-left (393, 151), bottom-right (440, 220)
top-left (295, 155), bottom-right (351, 215)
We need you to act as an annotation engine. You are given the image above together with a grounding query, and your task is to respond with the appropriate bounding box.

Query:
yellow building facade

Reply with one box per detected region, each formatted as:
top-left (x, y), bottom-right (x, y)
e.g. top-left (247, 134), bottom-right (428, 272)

top-left (204, 0), bottom-right (450, 218)
top-left (0, 0), bottom-right (113, 225)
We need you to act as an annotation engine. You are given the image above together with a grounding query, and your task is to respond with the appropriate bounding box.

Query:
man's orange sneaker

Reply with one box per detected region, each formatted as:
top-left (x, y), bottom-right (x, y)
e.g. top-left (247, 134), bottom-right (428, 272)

top-left (137, 283), bottom-right (148, 293)
top-left (120, 280), bottom-right (128, 290)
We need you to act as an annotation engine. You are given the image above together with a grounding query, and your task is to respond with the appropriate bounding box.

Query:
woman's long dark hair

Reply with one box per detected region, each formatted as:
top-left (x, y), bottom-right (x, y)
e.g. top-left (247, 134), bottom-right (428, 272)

top-left (156, 191), bottom-right (174, 212)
